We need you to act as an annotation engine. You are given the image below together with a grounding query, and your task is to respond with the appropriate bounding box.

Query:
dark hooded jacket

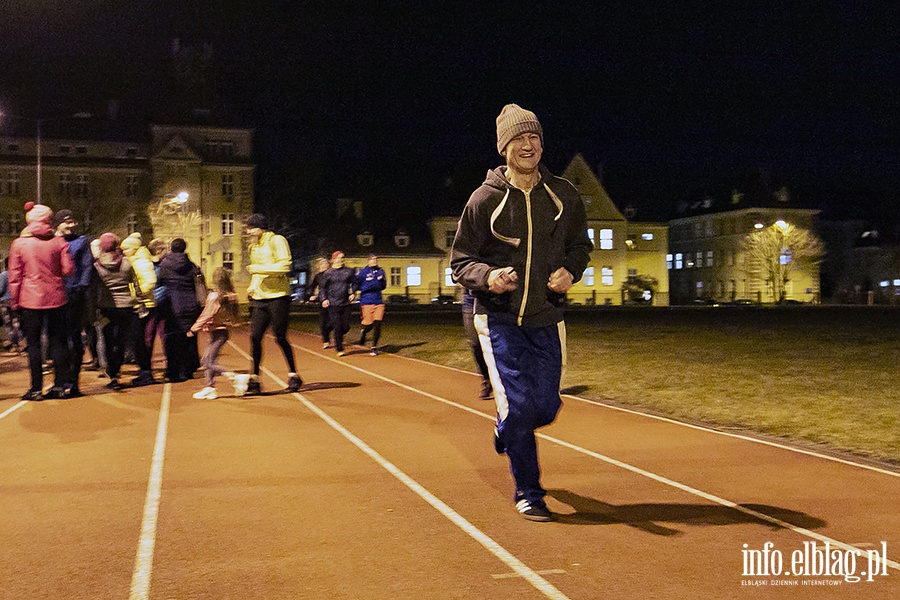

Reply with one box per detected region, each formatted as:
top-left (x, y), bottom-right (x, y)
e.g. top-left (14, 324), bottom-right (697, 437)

top-left (450, 164), bottom-right (592, 327)
top-left (157, 252), bottom-right (202, 323)
top-left (8, 221), bottom-right (75, 310)
top-left (90, 251), bottom-right (136, 310)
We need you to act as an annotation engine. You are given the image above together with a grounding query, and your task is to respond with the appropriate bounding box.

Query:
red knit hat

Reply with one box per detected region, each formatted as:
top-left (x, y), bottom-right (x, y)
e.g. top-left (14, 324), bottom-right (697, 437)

top-left (331, 251), bottom-right (344, 261)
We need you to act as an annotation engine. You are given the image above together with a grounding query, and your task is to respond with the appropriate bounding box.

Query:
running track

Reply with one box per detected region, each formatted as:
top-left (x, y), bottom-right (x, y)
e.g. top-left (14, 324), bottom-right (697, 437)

top-left (0, 330), bottom-right (897, 599)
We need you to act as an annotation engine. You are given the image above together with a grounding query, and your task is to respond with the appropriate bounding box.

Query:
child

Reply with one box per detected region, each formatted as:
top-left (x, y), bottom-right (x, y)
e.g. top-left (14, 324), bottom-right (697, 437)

top-left (187, 268), bottom-right (250, 399)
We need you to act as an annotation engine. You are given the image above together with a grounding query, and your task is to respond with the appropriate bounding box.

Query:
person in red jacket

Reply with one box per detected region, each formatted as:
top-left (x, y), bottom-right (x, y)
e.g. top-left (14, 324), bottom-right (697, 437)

top-left (8, 203), bottom-right (75, 400)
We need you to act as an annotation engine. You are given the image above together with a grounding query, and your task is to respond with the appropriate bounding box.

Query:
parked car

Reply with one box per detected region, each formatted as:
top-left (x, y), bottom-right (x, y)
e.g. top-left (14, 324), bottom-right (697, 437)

top-left (387, 294), bottom-right (418, 305)
top-left (430, 294), bottom-right (456, 305)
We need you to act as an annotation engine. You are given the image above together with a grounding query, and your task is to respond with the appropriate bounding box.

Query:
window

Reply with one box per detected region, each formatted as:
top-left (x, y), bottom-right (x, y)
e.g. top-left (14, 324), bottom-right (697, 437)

top-left (395, 233), bottom-right (410, 248)
top-left (706, 251), bottom-right (713, 267)
top-left (10, 212), bottom-right (22, 233)
top-left (628, 269), bottom-right (637, 276)
top-left (223, 252), bottom-right (234, 271)
top-left (705, 220), bottom-right (714, 237)
top-left (601, 266), bottom-right (613, 286)
top-left (7, 171), bottom-right (20, 195)
top-left (406, 266), bottom-right (421, 286)
top-left (76, 146), bottom-right (87, 154)
top-left (696, 251), bottom-right (703, 268)
top-left (126, 147), bottom-right (138, 157)
top-left (390, 267), bottom-right (401, 286)
top-left (641, 233), bottom-right (654, 240)
top-left (125, 175), bottom-right (138, 197)
top-left (204, 216), bottom-right (211, 236)
top-left (675, 253), bottom-right (683, 269)
top-left (59, 173), bottom-right (71, 196)
top-left (126, 214), bottom-right (138, 235)
top-left (75, 173), bottom-right (89, 197)
top-left (583, 267), bottom-right (595, 286)
top-left (444, 267), bottom-right (454, 287)
top-left (357, 233), bottom-right (374, 247)
top-left (221, 174), bottom-right (234, 199)
top-left (587, 228), bottom-right (595, 246)
top-left (221, 213), bottom-right (235, 236)
top-left (59, 145), bottom-right (71, 154)
top-left (666, 254), bottom-right (673, 270)
top-left (445, 230), bottom-right (455, 248)
top-left (7, 144), bottom-right (19, 153)
top-left (599, 228), bottom-right (613, 250)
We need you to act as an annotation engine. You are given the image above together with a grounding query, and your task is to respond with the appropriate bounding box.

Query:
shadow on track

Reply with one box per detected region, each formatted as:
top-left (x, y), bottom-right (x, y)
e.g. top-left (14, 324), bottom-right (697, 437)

top-left (547, 489), bottom-right (827, 535)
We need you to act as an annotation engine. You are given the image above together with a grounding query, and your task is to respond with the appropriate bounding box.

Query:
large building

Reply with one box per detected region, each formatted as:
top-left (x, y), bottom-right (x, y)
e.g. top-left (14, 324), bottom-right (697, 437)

top-left (668, 181), bottom-right (821, 304)
top-left (0, 116), bottom-right (254, 297)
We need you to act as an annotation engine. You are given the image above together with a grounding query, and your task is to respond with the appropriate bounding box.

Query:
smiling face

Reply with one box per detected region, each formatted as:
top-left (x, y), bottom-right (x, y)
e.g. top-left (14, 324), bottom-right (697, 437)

top-left (502, 132), bottom-right (542, 177)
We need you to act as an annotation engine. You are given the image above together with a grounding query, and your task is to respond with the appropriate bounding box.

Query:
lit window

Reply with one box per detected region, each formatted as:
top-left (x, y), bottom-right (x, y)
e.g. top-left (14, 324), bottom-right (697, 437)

top-left (223, 252), bottom-right (234, 271)
top-left (444, 267), bottom-right (454, 287)
top-left (666, 254), bottom-right (673, 270)
top-left (587, 228), bottom-right (595, 246)
top-left (221, 213), bottom-right (235, 236)
top-left (406, 266), bottom-right (421, 286)
top-left (642, 233), bottom-right (654, 240)
top-left (390, 267), bottom-right (401, 286)
top-left (696, 251), bottom-right (703, 267)
top-left (706, 251), bottom-right (713, 267)
top-left (880, 280), bottom-right (890, 287)
top-left (894, 279), bottom-right (900, 286)
top-left (599, 228), bottom-right (613, 250)
top-left (675, 253), bottom-right (683, 269)
top-left (583, 267), bottom-right (595, 286)
top-left (601, 266), bottom-right (613, 286)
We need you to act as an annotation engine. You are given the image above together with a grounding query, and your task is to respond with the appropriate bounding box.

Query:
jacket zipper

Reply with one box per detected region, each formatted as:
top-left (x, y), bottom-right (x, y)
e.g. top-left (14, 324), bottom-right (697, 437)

top-left (517, 189), bottom-right (533, 325)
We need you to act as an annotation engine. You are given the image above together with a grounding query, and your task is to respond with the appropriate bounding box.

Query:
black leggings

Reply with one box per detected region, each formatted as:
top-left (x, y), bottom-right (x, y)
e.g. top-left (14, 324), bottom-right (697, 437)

top-left (19, 306), bottom-right (68, 391)
top-left (250, 296), bottom-right (296, 375)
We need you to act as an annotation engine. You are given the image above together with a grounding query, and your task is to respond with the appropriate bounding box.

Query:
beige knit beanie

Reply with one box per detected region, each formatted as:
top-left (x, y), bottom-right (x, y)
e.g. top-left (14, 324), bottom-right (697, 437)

top-left (496, 104), bottom-right (543, 154)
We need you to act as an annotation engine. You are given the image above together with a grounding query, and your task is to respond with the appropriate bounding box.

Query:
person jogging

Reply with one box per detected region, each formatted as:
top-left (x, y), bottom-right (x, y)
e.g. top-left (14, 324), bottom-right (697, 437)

top-left (245, 213), bottom-right (301, 394)
top-left (451, 104), bottom-right (592, 521)
top-left (354, 253), bottom-right (386, 355)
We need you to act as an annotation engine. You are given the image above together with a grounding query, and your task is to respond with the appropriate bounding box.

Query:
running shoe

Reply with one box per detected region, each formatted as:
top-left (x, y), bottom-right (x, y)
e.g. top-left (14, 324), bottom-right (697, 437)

top-left (232, 374), bottom-right (251, 396)
top-left (192, 387), bottom-right (218, 400)
top-left (515, 499), bottom-right (553, 522)
top-left (286, 374), bottom-right (303, 392)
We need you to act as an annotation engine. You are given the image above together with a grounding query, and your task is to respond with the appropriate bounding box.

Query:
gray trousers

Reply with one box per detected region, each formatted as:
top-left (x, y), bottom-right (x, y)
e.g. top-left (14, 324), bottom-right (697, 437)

top-left (202, 328), bottom-right (229, 387)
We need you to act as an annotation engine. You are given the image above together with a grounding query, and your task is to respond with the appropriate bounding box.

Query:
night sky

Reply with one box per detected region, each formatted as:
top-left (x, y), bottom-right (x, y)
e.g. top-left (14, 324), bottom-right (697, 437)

top-left (2, 1), bottom-right (897, 225)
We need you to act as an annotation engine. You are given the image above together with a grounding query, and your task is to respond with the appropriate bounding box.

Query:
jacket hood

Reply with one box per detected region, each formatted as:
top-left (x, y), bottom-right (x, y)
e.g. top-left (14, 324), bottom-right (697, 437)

top-left (162, 252), bottom-right (195, 275)
top-left (97, 251), bottom-right (124, 270)
top-left (24, 221), bottom-right (55, 240)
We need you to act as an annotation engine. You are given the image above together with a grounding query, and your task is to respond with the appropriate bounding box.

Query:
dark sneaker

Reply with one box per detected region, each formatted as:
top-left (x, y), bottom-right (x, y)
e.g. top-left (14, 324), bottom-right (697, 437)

top-left (493, 427), bottom-right (505, 455)
top-left (286, 374), bottom-right (303, 392)
top-left (105, 379), bottom-right (123, 391)
top-left (131, 372), bottom-right (159, 387)
top-left (21, 389), bottom-right (44, 401)
top-left (63, 386), bottom-right (84, 399)
top-left (515, 499), bottom-right (553, 522)
top-left (479, 380), bottom-right (493, 400)
top-left (246, 380), bottom-right (262, 396)
top-left (44, 386), bottom-right (66, 399)
top-left (370, 347), bottom-right (378, 356)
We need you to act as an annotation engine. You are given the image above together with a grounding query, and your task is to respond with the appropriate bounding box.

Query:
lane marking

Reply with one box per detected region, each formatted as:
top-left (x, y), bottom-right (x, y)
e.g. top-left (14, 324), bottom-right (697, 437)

top-left (129, 384), bottom-right (172, 600)
top-left (227, 340), bottom-right (570, 600)
top-left (287, 340), bottom-right (900, 574)
top-left (493, 569), bottom-right (567, 580)
top-left (316, 333), bottom-right (900, 478)
top-left (0, 401), bottom-right (27, 421)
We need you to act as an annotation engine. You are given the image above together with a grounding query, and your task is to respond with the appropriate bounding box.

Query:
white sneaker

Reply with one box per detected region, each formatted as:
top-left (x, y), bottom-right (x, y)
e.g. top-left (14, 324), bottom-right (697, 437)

top-left (232, 374), bottom-right (250, 396)
top-left (193, 387), bottom-right (218, 400)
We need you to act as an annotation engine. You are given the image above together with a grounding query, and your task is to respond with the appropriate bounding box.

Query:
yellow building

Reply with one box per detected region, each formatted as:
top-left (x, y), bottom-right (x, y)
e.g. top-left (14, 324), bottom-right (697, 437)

top-left (668, 188), bottom-right (820, 304)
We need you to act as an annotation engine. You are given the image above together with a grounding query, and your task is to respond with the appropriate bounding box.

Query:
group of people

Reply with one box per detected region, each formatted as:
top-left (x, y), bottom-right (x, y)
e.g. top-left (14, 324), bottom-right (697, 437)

top-left (3, 103), bottom-right (589, 522)
top-left (2, 207), bottom-right (302, 402)
top-left (308, 251), bottom-right (386, 357)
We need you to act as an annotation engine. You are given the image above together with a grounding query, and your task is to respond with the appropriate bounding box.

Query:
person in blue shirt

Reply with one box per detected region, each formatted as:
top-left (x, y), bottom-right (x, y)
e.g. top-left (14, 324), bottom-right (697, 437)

top-left (55, 209), bottom-right (94, 397)
top-left (354, 254), bottom-right (387, 355)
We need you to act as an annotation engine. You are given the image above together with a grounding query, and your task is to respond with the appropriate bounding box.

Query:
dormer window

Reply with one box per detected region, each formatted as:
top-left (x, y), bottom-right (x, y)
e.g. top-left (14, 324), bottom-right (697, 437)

top-left (59, 145), bottom-right (71, 154)
top-left (357, 232), bottom-right (374, 247)
top-left (394, 232), bottom-right (410, 248)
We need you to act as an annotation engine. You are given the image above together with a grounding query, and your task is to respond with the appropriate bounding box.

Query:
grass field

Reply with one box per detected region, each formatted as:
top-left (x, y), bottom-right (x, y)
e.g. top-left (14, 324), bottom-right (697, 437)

top-left (291, 305), bottom-right (900, 466)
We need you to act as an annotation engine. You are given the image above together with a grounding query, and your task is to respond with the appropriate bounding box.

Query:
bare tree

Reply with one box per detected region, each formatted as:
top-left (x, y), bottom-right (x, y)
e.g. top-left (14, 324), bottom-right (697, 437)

top-left (741, 221), bottom-right (825, 302)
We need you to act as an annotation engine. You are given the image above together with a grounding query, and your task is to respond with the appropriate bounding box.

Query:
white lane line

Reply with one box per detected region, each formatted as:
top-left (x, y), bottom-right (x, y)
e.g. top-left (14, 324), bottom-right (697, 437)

top-left (228, 341), bottom-right (570, 600)
top-left (288, 340), bottom-right (900, 575)
top-left (129, 384), bottom-right (172, 600)
top-left (323, 333), bottom-right (900, 479)
top-left (0, 401), bottom-right (27, 421)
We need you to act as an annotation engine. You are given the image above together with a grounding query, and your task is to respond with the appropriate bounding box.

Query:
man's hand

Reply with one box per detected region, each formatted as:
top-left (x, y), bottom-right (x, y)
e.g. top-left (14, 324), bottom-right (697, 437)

top-left (487, 267), bottom-right (518, 294)
top-left (547, 267), bottom-right (574, 293)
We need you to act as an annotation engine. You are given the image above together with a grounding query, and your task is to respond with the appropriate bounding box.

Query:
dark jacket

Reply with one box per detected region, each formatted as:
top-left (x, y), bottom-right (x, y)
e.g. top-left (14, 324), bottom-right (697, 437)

top-left (63, 233), bottom-right (94, 296)
top-left (354, 265), bottom-right (386, 305)
top-left (157, 252), bottom-right (201, 319)
top-left (320, 266), bottom-right (356, 307)
top-left (91, 252), bottom-right (136, 310)
top-left (451, 164), bottom-right (592, 327)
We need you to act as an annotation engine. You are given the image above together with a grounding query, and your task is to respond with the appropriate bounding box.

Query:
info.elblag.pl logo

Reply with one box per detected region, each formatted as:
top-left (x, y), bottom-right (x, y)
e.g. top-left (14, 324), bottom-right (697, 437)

top-left (741, 541), bottom-right (890, 585)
